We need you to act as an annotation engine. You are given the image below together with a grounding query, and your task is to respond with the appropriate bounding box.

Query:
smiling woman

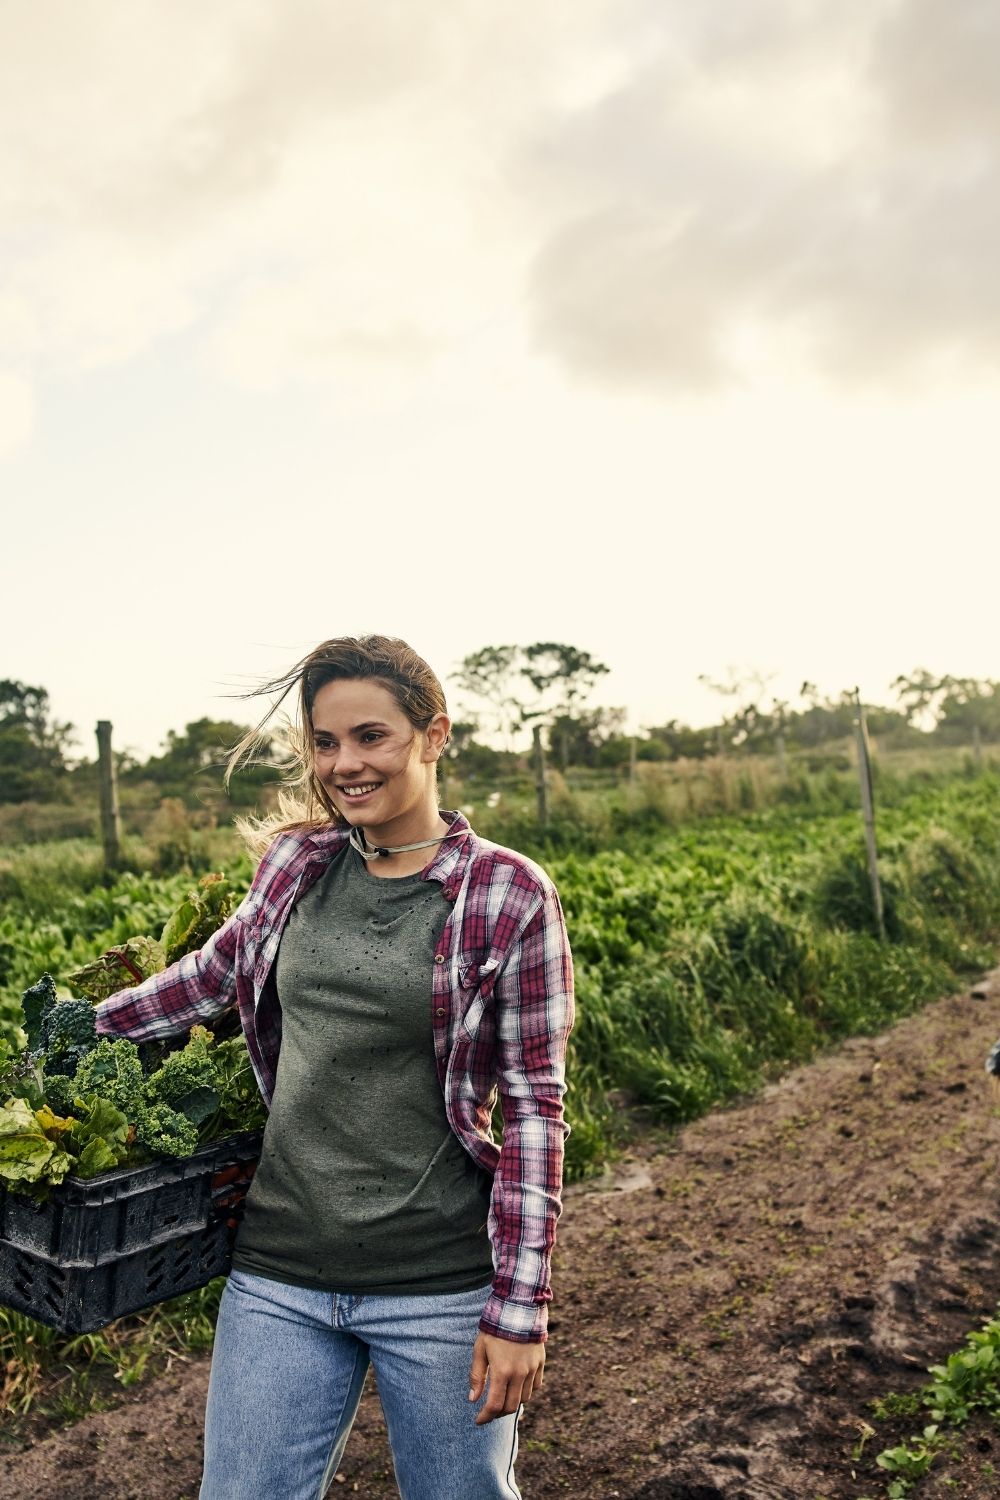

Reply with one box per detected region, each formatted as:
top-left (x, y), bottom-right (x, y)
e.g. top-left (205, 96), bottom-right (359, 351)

top-left (93, 633), bottom-right (575, 1500)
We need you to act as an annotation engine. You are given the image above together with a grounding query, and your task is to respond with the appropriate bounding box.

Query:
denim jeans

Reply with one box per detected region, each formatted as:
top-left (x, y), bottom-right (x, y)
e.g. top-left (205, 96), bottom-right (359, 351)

top-left (199, 1269), bottom-right (523, 1500)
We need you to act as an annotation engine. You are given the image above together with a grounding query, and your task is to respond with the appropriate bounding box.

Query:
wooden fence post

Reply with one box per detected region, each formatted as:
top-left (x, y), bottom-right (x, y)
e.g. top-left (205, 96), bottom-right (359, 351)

top-left (852, 690), bottom-right (886, 941)
top-left (973, 724), bottom-right (983, 770)
top-left (96, 720), bottom-right (122, 872)
top-left (532, 724), bottom-right (548, 828)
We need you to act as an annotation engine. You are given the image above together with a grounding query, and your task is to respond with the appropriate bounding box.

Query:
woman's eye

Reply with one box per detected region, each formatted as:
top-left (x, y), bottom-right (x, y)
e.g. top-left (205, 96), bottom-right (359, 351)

top-left (362, 732), bottom-right (382, 743)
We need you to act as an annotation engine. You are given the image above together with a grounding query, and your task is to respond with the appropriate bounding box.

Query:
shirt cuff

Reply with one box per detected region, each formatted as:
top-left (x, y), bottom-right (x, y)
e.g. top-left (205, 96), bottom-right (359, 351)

top-left (478, 1291), bottom-right (548, 1344)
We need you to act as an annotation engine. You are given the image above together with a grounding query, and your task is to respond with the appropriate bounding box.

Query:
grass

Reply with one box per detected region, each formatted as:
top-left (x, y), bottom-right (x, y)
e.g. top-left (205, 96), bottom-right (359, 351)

top-left (0, 1279), bottom-right (223, 1441)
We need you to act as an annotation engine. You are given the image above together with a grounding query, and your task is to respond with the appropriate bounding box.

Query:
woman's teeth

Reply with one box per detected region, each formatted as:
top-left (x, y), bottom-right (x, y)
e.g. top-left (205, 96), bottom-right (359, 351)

top-left (340, 783), bottom-right (380, 798)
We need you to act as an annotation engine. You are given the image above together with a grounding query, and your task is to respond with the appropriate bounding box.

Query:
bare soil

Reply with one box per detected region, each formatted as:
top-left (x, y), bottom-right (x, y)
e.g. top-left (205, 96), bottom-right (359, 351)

top-left (4, 969), bottom-right (1000, 1500)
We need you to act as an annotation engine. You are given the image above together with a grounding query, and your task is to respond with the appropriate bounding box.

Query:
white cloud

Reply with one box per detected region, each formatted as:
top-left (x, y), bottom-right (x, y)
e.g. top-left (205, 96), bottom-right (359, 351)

top-left (523, 0), bottom-right (1000, 388)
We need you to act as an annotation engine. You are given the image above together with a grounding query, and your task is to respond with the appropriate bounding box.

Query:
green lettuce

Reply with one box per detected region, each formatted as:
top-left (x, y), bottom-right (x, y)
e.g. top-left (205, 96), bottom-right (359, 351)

top-left (66, 1095), bottom-right (131, 1179)
top-left (0, 1098), bottom-right (74, 1192)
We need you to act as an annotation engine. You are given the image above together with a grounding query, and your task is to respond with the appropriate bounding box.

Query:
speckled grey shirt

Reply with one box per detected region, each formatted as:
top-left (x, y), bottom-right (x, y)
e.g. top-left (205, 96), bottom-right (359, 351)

top-left (231, 843), bottom-right (495, 1294)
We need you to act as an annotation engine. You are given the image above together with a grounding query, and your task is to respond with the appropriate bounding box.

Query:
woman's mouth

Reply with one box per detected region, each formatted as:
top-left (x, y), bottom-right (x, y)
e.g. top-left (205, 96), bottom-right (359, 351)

top-left (336, 782), bottom-right (382, 804)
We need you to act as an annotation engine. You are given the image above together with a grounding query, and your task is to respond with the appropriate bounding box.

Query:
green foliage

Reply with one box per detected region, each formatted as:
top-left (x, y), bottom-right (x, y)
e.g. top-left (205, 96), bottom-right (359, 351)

top-left (869, 1307), bottom-right (1000, 1494)
top-left (144, 1028), bottom-right (220, 1124)
top-left (135, 1101), bottom-right (200, 1158)
top-left (41, 999), bottom-right (98, 1076)
top-left (0, 1098), bottom-right (74, 1192)
top-left (160, 872), bottom-right (237, 965)
top-left (20, 972), bottom-right (57, 1054)
top-left (73, 1039), bottom-right (147, 1122)
top-left (66, 936), bottom-right (166, 1001)
top-left (0, 680), bottom-right (75, 805)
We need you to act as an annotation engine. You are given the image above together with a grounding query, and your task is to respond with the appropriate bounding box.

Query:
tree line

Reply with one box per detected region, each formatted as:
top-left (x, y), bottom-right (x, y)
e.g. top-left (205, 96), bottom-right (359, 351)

top-left (2, 655), bottom-right (999, 806)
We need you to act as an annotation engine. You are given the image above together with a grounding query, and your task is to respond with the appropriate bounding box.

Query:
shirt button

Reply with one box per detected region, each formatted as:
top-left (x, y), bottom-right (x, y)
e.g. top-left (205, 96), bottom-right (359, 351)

top-left (435, 1006), bottom-right (447, 1017)
top-left (434, 953), bottom-right (445, 964)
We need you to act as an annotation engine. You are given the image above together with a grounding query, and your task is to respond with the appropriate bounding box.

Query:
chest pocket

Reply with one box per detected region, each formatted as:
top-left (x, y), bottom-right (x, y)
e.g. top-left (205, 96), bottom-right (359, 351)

top-left (457, 956), bottom-right (501, 1037)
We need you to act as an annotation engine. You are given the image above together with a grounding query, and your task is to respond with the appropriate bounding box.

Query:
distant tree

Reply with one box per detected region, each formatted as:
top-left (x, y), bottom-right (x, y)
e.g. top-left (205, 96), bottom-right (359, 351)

top-left (891, 668), bottom-right (953, 728)
top-left (452, 646), bottom-right (525, 751)
top-left (0, 680), bottom-right (75, 803)
top-left (545, 706), bottom-right (626, 768)
top-left (697, 667), bottom-right (782, 752)
top-left (934, 678), bottom-right (1000, 742)
top-left (642, 719), bottom-right (715, 760)
top-left (441, 718), bottom-right (515, 779)
top-left (521, 643), bottom-right (611, 768)
top-left (453, 642), bottom-right (611, 761)
top-left (130, 718), bottom-right (282, 807)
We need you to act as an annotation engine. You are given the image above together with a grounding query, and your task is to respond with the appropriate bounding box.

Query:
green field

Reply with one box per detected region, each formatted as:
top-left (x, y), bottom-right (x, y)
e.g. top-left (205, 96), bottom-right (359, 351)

top-left (3, 767), bottom-right (1000, 1425)
top-left (3, 768), bottom-right (999, 1179)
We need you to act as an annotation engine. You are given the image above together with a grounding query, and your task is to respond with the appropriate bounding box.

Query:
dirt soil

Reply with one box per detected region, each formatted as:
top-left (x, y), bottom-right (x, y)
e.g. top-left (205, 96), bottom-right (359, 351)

top-left (4, 970), bottom-right (1000, 1500)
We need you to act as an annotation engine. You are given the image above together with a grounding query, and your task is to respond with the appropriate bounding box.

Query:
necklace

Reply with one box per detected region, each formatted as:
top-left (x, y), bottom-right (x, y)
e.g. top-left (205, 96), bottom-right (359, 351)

top-left (348, 825), bottom-right (468, 861)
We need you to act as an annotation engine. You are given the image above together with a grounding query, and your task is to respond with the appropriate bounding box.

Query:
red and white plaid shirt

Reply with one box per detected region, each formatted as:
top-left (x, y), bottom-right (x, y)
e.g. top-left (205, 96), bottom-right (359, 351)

top-left (96, 810), bottom-right (574, 1343)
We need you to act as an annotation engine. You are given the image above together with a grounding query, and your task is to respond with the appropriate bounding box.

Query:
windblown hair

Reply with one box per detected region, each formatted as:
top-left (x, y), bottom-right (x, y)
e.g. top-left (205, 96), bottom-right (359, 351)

top-left (226, 635), bottom-right (448, 857)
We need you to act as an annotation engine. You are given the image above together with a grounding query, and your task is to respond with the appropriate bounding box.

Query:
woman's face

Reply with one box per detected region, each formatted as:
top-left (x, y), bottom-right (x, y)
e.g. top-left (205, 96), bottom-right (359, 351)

top-left (310, 677), bottom-right (447, 833)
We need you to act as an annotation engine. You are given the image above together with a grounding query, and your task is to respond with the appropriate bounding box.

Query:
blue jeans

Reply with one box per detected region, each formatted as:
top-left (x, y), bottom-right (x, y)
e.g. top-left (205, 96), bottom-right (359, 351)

top-left (199, 1269), bottom-right (523, 1500)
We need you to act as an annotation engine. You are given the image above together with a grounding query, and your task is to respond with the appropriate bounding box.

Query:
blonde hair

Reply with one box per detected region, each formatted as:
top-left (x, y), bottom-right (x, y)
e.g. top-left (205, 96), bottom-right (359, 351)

top-left (226, 635), bottom-right (448, 857)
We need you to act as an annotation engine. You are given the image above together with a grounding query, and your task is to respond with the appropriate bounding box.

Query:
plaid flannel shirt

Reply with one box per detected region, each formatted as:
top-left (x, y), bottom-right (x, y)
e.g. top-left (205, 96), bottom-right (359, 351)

top-left (95, 810), bottom-right (574, 1344)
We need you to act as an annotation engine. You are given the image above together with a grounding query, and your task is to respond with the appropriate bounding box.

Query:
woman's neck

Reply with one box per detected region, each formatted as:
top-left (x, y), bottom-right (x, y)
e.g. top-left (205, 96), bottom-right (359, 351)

top-left (355, 810), bottom-right (452, 879)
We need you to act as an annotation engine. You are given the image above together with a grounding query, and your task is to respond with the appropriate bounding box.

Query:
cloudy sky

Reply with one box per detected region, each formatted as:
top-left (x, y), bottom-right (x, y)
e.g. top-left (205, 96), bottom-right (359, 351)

top-left (3, 0), bottom-right (998, 759)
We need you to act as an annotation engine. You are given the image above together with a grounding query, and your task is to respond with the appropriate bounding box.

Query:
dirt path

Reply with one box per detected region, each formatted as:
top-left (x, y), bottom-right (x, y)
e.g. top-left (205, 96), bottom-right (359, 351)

top-left (4, 970), bottom-right (1000, 1500)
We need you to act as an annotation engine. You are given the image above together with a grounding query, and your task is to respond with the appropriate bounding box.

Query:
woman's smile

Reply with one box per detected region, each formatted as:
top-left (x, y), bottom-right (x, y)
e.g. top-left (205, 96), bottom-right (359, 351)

top-left (336, 782), bottom-right (383, 804)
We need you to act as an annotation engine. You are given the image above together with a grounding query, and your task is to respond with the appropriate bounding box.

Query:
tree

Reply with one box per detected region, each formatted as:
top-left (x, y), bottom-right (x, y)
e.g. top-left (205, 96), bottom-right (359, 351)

top-left (452, 646), bottom-right (525, 751)
top-left (697, 667), bottom-right (781, 752)
top-left (546, 707), bottom-right (626, 767)
top-left (0, 681), bottom-right (75, 803)
top-left (521, 643), bottom-right (611, 768)
top-left (130, 719), bottom-right (282, 807)
top-left (891, 668), bottom-right (953, 729)
top-left (935, 678), bottom-right (1000, 742)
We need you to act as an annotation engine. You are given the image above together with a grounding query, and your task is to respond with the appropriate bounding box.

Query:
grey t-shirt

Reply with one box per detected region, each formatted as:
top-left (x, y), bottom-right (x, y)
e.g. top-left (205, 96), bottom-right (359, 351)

top-left (231, 843), bottom-right (495, 1294)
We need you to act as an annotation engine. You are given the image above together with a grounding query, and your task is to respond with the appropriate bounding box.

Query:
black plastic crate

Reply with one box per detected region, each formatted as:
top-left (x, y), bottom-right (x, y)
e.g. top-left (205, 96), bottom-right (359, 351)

top-left (0, 1128), bottom-right (263, 1333)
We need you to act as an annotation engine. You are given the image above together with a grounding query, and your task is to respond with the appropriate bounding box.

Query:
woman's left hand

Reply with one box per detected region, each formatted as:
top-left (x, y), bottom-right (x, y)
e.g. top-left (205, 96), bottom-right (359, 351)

top-left (468, 1332), bottom-right (545, 1425)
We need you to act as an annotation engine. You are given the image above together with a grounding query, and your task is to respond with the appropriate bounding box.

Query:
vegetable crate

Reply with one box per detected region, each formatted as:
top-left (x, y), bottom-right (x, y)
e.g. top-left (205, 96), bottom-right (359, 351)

top-left (0, 1128), bottom-right (263, 1333)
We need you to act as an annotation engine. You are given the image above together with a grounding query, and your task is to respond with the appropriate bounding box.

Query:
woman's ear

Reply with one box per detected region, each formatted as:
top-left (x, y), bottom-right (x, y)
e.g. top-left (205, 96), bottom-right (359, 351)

top-left (422, 711), bottom-right (451, 762)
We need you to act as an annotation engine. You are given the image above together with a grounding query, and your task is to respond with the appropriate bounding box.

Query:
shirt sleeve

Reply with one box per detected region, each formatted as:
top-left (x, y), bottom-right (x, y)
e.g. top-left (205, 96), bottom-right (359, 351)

top-left (95, 904), bottom-right (245, 1042)
top-left (479, 881), bottom-right (575, 1344)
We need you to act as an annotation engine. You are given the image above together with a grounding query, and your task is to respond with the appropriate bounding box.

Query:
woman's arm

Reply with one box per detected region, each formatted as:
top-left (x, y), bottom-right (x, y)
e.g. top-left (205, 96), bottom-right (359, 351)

top-left (478, 881), bottom-right (575, 1346)
top-left (95, 904), bottom-right (245, 1042)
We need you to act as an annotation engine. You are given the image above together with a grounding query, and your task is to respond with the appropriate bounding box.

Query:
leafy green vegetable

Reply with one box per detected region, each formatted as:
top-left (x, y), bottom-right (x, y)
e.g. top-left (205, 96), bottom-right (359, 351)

top-left (21, 972), bottom-right (57, 1056)
top-left (66, 1095), bottom-right (131, 1179)
top-left (161, 873), bottom-right (237, 965)
top-left (0, 1098), bottom-right (74, 1191)
top-left (73, 1039), bottom-right (147, 1123)
top-left (42, 999), bottom-right (98, 1075)
top-left (145, 1028), bottom-right (219, 1121)
top-left (137, 1102), bottom-right (199, 1158)
top-left (65, 936), bottom-right (165, 1001)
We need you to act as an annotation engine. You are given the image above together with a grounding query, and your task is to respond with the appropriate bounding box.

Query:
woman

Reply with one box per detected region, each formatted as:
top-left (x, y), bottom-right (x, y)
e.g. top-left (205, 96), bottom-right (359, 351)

top-left (95, 635), bottom-right (574, 1500)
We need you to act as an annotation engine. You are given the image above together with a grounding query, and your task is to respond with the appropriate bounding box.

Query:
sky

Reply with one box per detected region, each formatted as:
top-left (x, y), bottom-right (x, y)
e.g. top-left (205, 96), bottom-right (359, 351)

top-left (3, 0), bottom-right (999, 761)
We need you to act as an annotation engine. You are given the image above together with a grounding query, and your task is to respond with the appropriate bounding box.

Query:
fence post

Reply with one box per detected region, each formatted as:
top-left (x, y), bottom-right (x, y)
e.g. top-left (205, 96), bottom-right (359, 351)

top-left (96, 720), bottom-right (122, 872)
top-left (775, 731), bottom-right (787, 781)
top-left (973, 723), bottom-right (983, 770)
top-left (852, 690), bottom-right (886, 941)
top-left (532, 724), bottom-right (549, 828)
